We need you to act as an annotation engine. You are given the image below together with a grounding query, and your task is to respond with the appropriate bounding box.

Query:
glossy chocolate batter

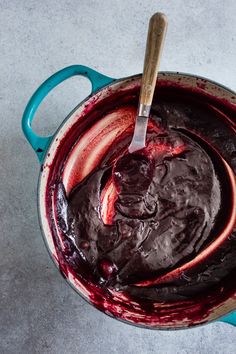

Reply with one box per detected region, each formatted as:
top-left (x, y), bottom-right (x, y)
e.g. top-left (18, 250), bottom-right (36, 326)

top-left (53, 85), bottom-right (236, 321)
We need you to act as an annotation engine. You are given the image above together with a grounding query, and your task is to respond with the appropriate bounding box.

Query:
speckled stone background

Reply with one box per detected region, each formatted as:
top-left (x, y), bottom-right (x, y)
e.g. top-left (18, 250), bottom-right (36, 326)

top-left (0, 1), bottom-right (236, 353)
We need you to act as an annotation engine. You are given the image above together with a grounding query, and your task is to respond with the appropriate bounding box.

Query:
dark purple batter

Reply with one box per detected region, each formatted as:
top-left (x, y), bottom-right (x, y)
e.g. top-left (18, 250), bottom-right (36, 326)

top-left (51, 84), bottom-right (236, 325)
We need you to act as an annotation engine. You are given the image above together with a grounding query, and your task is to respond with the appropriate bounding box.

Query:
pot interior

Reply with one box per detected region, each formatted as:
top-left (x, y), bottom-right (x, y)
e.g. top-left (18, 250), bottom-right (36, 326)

top-left (39, 73), bottom-right (236, 329)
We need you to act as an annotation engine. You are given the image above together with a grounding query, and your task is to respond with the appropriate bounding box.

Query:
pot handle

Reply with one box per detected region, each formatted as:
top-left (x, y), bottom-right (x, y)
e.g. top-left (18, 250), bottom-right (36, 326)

top-left (219, 311), bottom-right (236, 326)
top-left (22, 65), bottom-right (114, 162)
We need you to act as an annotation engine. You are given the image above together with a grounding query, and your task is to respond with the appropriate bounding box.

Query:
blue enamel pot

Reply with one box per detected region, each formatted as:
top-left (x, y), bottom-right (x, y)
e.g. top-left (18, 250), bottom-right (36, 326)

top-left (22, 65), bottom-right (236, 329)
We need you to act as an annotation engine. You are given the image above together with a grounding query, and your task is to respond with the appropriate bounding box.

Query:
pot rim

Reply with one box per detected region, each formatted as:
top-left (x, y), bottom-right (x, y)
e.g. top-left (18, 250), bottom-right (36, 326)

top-left (37, 71), bottom-right (236, 329)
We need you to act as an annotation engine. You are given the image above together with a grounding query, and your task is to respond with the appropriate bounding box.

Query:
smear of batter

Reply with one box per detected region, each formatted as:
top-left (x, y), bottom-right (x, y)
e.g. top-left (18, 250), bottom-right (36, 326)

top-left (56, 124), bottom-right (232, 301)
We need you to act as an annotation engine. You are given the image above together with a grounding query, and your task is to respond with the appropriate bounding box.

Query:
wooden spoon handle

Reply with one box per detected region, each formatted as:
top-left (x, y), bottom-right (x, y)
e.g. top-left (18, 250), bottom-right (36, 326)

top-left (139, 13), bottom-right (168, 112)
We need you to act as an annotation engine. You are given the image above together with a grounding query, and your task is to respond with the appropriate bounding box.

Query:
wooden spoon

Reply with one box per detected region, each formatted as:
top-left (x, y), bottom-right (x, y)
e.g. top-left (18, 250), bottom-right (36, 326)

top-left (128, 12), bottom-right (168, 153)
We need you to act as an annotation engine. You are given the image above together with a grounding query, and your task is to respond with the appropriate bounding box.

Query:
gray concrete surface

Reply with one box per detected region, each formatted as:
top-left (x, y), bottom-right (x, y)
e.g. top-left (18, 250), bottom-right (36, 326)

top-left (0, 0), bottom-right (236, 353)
